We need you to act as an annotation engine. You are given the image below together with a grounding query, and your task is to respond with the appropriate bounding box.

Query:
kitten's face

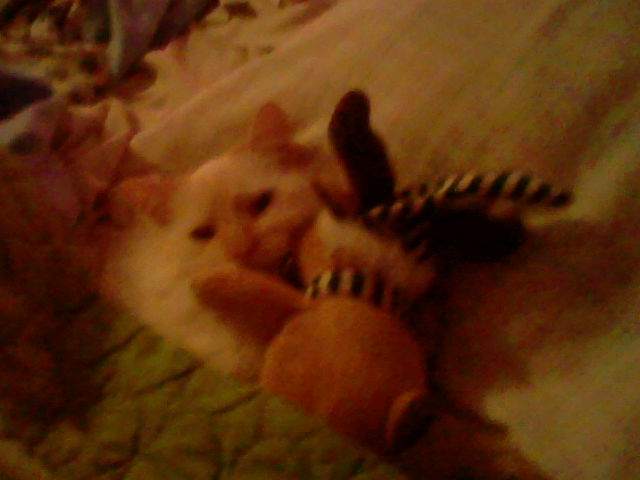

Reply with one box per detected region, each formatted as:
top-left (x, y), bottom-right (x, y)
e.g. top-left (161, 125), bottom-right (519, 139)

top-left (167, 151), bottom-right (325, 273)
top-left (105, 99), bottom-right (357, 286)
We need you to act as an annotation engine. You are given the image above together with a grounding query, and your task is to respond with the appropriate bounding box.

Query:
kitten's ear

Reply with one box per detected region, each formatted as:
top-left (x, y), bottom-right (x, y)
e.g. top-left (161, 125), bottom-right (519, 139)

top-left (329, 90), bottom-right (396, 211)
top-left (250, 102), bottom-right (294, 152)
top-left (107, 174), bottom-right (176, 227)
top-left (249, 102), bottom-right (318, 170)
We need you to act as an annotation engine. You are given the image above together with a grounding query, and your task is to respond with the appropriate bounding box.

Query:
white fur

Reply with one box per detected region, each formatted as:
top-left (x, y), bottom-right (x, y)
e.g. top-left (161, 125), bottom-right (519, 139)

top-left (103, 150), bottom-right (330, 381)
top-left (313, 210), bottom-right (436, 301)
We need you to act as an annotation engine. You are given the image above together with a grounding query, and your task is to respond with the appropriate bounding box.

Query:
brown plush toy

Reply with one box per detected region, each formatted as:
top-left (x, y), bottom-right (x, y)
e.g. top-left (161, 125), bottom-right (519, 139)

top-left (191, 90), bottom-right (574, 456)
top-left (193, 264), bottom-right (433, 453)
top-left (193, 91), bottom-right (435, 455)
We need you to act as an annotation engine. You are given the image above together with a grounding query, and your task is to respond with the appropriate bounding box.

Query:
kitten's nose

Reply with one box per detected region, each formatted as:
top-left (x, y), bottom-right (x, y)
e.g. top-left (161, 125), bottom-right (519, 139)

top-left (218, 224), bottom-right (255, 262)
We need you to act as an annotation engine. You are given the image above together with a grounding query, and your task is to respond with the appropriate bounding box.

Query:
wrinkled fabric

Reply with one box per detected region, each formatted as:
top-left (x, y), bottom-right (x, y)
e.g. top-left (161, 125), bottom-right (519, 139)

top-left (0, 68), bottom-right (52, 120)
top-left (106, 0), bottom-right (173, 77)
top-left (0, 0), bottom-right (220, 92)
top-left (0, 308), bottom-right (403, 480)
top-left (116, 0), bottom-right (337, 133)
top-left (0, 69), bottom-right (134, 312)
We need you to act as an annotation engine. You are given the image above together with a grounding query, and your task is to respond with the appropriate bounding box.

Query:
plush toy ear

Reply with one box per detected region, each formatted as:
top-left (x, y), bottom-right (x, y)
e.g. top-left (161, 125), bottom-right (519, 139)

top-left (192, 265), bottom-right (307, 343)
top-left (250, 102), bottom-right (295, 152)
top-left (328, 90), bottom-right (396, 211)
top-left (107, 174), bottom-right (176, 227)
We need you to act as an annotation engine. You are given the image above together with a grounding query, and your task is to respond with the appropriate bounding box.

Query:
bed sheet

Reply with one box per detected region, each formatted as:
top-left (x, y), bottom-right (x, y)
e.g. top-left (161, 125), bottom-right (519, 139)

top-left (123, 1), bottom-right (640, 479)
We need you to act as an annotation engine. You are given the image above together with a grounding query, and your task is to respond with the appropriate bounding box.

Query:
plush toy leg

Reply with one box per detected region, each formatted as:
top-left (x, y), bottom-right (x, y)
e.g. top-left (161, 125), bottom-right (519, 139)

top-left (385, 389), bottom-right (435, 455)
top-left (192, 265), bottom-right (307, 343)
top-left (260, 297), bottom-right (429, 453)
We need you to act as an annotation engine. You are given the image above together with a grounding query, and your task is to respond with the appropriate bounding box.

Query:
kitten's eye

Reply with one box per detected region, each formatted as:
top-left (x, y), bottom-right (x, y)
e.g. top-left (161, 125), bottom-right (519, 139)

top-left (190, 225), bottom-right (216, 241)
top-left (249, 190), bottom-right (274, 217)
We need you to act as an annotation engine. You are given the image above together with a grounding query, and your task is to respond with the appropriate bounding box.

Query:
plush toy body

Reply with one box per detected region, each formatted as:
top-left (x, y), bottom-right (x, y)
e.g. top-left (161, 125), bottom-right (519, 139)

top-left (195, 264), bottom-right (431, 454)
top-left (263, 296), bottom-right (429, 450)
top-left (193, 90), bottom-right (574, 455)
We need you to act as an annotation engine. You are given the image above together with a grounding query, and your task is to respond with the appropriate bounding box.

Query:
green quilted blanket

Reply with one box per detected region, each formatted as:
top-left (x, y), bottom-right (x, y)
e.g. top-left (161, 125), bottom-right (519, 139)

top-left (0, 305), bottom-right (405, 480)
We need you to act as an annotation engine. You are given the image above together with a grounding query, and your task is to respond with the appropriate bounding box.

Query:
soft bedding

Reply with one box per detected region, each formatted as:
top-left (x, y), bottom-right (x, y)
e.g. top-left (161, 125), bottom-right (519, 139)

top-left (1, 0), bottom-right (639, 479)
top-left (128, 2), bottom-right (640, 479)
top-left (0, 305), bottom-right (401, 480)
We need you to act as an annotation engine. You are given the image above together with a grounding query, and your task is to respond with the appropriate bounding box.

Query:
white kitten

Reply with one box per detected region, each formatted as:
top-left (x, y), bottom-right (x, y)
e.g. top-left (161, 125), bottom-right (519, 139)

top-left (102, 91), bottom-right (398, 382)
top-left (101, 103), bottom-right (351, 381)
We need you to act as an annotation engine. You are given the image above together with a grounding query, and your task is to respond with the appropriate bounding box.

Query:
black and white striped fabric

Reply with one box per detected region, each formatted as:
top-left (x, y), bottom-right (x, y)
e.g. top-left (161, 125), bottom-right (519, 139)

top-left (302, 171), bottom-right (573, 314)
top-left (433, 170), bottom-right (571, 206)
top-left (359, 170), bottom-right (573, 262)
top-left (305, 268), bottom-right (406, 315)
